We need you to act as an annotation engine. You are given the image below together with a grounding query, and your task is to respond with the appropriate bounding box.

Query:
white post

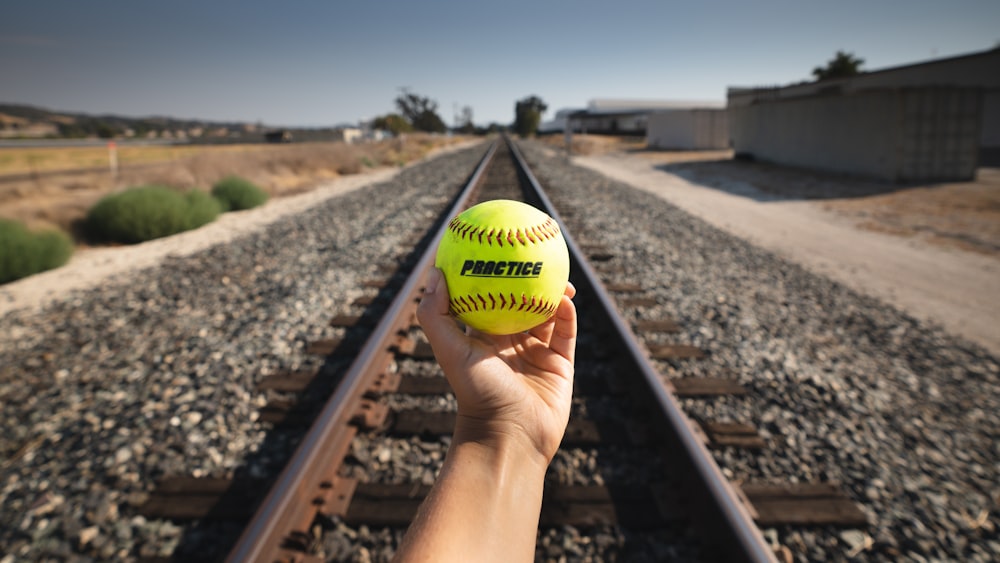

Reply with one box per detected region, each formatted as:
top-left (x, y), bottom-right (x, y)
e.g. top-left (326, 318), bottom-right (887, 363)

top-left (564, 119), bottom-right (573, 156)
top-left (108, 141), bottom-right (118, 183)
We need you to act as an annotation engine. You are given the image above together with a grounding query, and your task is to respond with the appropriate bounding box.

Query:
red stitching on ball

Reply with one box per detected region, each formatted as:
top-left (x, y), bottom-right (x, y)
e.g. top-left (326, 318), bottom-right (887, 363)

top-left (447, 217), bottom-right (561, 248)
top-left (449, 293), bottom-right (556, 321)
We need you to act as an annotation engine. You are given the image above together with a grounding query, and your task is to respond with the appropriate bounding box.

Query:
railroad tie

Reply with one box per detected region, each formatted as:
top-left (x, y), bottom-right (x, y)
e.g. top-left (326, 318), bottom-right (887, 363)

top-left (699, 420), bottom-right (767, 450)
top-left (330, 478), bottom-right (677, 530)
top-left (670, 377), bottom-right (748, 397)
top-left (605, 282), bottom-right (644, 293)
top-left (618, 296), bottom-right (659, 308)
top-left (632, 318), bottom-right (681, 333)
top-left (648, 344), bottom-right (707, 360)
top-left (740, 483), bottom-right (869, 527)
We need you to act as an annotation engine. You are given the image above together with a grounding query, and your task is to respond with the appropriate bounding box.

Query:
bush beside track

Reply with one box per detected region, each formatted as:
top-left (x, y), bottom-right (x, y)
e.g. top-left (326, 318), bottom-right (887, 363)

top-left (0, 219), bottom-right (74, 284)
top-left (211, 176), bottom-right (269, 212)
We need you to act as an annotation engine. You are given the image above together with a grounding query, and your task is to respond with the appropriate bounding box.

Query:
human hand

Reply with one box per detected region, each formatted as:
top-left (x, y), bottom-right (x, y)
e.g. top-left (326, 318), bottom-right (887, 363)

top-left (416, 267), bottom-right (577, 464)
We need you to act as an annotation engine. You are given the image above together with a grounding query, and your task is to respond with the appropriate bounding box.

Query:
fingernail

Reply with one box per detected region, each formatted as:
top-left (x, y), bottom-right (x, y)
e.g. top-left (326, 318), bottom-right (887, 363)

top-left (424, 268), bottom-right (441, 294)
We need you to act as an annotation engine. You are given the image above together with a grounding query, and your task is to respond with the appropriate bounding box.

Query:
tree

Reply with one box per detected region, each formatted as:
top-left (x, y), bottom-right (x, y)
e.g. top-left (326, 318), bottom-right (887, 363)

top-left (513, 95), bottom-right (547, 137)
top-left (455, 105), bottom-right (476, 135)
top-left (372, 113), bottom-right (413, 135)
top-left (394, 88), bottom-right (447, 133)
top-left (812, 51), bottom-right (865, 81)
top-left (412, 110), bottom-right (446, 133)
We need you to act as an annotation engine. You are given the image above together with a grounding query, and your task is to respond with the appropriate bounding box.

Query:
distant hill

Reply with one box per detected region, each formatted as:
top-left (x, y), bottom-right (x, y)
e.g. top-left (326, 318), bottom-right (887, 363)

top-left (0, 103), bottom-right (304, 143)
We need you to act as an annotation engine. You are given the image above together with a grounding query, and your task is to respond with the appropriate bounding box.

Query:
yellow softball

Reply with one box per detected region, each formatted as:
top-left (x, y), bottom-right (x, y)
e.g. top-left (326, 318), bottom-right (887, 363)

top-left (434, 199), bottom-right (570, 335)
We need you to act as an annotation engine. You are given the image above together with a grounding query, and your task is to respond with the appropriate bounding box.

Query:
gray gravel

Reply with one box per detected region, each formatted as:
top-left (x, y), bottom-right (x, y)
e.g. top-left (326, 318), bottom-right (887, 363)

top-left (3, 137), bottom-right (997, 562)
top-left (0, 144), bottom-right (487, 561)
top-left (519, 140), bottom-right (999, 562)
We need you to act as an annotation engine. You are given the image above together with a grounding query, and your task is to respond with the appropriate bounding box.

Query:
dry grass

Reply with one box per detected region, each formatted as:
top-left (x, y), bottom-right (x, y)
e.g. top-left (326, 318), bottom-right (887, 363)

top-left (0, 134), bottom-right (467, 235)
top-left (821, 169), bottom-right (1000, 256)
top-left (534, 133), bottom-right (646, 156)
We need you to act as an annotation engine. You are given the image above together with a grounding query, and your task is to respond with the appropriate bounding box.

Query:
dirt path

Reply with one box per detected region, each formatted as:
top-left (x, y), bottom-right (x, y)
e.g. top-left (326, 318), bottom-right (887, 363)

top-left (572, 151), bottom-right (1000, 356)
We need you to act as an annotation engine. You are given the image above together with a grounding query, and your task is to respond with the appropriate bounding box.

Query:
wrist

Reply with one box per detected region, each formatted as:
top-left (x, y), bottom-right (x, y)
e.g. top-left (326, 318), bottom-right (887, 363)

top-left (451, 414), bottom-right (552, 474)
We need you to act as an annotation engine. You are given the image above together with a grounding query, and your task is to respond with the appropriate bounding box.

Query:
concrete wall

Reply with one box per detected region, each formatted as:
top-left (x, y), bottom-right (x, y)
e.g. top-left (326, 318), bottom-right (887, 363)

top-left (646, 110), bottom-right (729, 149)
top-left (729, 48), bottom-right (1000, 152)
top-left (729, 87), bottom-right (981, 182)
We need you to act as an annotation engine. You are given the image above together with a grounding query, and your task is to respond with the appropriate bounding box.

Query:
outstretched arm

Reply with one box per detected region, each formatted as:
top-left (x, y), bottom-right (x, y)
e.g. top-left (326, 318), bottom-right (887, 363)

top-left (394, 268), bottom-right (577, 563)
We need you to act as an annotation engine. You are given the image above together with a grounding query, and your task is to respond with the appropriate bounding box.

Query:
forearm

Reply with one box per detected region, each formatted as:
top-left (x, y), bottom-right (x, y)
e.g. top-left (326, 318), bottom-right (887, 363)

top-left (395, 429), bottom-right (549, 562)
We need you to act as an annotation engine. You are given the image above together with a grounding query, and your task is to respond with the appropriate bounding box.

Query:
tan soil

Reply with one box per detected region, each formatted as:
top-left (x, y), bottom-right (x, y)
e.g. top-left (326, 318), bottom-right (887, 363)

top-left (567, 146), bottom-right (1000, 356)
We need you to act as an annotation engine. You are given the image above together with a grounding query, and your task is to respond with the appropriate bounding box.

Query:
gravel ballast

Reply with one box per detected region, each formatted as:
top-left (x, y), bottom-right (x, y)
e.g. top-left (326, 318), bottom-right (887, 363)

top-left (0, 144), bottom-right (487, 561)
top-left (1, 138), bottom-right (997, 562)
top-left (519, 140), bottom-right (999, 562)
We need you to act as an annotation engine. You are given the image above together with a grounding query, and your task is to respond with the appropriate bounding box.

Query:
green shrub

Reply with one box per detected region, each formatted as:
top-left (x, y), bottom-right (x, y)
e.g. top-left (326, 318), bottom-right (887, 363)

top-left (211, 176), bottom-right (268, 212)
top-left (184, 189), bottom-right (222, 230)
top-left (87, 185), bottom-right (190, 243)
top-left (0, 219), bottom-right (74, 284)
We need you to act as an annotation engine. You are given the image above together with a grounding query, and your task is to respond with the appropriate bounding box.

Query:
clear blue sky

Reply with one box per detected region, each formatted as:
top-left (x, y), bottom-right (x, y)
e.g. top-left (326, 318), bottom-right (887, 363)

top-left (2, 0), bottom-right (997, 127)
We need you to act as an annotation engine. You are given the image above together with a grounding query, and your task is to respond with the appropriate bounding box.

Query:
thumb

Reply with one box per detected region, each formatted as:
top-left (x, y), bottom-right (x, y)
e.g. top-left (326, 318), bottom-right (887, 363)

top-left (417, 268), bottom-right (466, 355)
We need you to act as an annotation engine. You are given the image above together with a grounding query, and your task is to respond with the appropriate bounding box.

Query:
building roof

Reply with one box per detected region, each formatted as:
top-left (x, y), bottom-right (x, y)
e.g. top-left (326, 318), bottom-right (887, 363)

top-left (586, 99), bottom-right (726, 113)
top-left (729, 46), bottom-right (1000, 105)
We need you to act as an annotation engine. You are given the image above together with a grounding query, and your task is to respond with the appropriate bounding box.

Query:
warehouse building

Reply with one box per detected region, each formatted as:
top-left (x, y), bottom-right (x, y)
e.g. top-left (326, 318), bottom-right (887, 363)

top-left (541, 99), bottom-right (724, 136)
top-left (728, 46), bottom-right (1000, 182)
top-left (646, 108), bottom-right (729, 150)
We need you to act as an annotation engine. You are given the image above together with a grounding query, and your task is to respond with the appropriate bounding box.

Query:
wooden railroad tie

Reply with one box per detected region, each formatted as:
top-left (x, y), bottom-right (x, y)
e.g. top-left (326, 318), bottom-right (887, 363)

top-left (138, 477), bottom-right (263, 521)
top-left (256, 369), bottom-right (318, 394)
top-left (393, 338), bottom-right (436, 360)
top-left (386, 409), bottom-right (635, 446)
top-left (740, 483), bottom-right (869, 527)
top-left (632, 319), bottom-right (681, 334)
top-left (648, 344), bottom-right (706, 361)
top-left (698, 421), bottom-right (767, 450)
top-left (391, 373), bottom-right (629, 400)
top-left (330, 478), bottom-right (677, 529)
top-left (670, 377), bottom-right (747, 397)
top-left (619, 296), bottom-right (659, 308)
top-left (605, 282), bottom-right (644, 293)
top-left (329, 314), bottom-right (372, 328)
top-left (394, 374), bottom-right (452, 395)
top-left (305, 338), bottom-right (340, 356)
top-left (352, 295), bottom-right (377, 307)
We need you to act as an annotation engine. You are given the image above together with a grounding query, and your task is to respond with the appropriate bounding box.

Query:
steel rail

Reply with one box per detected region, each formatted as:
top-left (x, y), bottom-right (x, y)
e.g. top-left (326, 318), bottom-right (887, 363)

top-left (507, 139), bottom-right (777, 563)
top-left (226, 139), bottom-right (499, 563)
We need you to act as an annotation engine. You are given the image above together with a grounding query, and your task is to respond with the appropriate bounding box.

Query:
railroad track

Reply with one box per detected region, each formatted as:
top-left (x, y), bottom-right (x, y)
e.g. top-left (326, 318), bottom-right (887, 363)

top-left (139, 136), bottom-right (868, 561)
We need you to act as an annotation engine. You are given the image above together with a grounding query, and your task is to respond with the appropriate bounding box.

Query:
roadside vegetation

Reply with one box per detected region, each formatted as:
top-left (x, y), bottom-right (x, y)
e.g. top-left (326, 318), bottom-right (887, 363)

top-left (0, 88), bottom-right (496, 283)
top-left (0, 219), bottom-right (74, 283)
top-left (85, 185), bottom-right (221, 244)
top-left (0, 134), bottom-right (472, 283)
top-left (211, 176), bottom-right (268, 211)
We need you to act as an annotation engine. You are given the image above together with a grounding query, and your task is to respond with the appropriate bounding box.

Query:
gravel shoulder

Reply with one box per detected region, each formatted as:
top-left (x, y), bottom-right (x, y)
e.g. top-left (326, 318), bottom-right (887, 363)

top-left (570, 150), bottom-right (1000, 356)
top-left (0, 140), bottom-right (480, 319)
top-left (2, 138), bottom-right (997, 561)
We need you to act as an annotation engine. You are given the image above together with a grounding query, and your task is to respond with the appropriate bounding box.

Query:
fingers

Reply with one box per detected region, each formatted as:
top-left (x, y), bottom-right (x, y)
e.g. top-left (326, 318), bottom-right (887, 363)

top-left (528, 282), bottom-right (577, 346)
top-left (416, 268), bottom-right (467, 362)
top-left (547, 294), bottom-right (577, 364)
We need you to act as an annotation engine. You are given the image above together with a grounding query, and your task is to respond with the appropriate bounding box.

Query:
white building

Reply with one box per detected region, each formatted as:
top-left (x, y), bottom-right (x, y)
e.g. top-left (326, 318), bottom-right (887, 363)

top-left (542, 99), bottom-right (724, 136)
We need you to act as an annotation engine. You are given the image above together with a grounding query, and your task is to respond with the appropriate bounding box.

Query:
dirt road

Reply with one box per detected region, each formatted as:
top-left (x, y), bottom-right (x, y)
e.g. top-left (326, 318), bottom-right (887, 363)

top-left (572, 150), bottom-right (1000, 356)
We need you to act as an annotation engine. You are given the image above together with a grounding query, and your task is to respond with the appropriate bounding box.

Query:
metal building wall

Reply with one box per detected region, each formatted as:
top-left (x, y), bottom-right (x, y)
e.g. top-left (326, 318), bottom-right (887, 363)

top-left (729, 87), bottom-right (981, 182)
top-left (646, 110), bottom-right (729, 150)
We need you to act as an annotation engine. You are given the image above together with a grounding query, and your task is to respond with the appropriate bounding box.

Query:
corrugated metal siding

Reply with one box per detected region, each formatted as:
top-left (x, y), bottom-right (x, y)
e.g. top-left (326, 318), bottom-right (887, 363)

top-left (898, 89), bottom-right (981, 181)
top-left (646, 110), bottom-right (729, 150)
top-left (729, 87), bottom-right (982, 182)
